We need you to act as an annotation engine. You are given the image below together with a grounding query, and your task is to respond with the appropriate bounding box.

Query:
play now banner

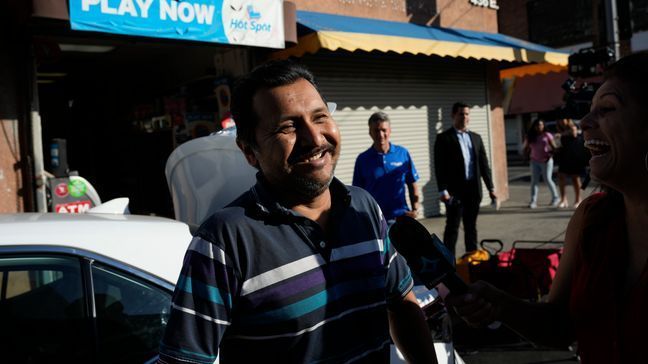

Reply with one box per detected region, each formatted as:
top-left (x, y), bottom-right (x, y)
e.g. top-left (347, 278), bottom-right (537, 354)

top-left (69, 0), bottom-right (285, 49)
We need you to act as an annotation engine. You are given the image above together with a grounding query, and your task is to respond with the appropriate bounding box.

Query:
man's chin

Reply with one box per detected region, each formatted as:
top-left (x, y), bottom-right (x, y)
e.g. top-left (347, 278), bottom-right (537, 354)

top-left (291, 175), bottom-right (334, 199)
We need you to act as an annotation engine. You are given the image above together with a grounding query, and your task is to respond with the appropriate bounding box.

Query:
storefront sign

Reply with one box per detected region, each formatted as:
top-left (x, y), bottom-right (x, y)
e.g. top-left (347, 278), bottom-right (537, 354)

top-left (49, 177), bottom-right (98, 213)
top-left (469, 0), bottom-right (499, 10)
top-left (55, 200), bottom-right (92, 213)
top-left (69, 0), bottom-right (285, 49)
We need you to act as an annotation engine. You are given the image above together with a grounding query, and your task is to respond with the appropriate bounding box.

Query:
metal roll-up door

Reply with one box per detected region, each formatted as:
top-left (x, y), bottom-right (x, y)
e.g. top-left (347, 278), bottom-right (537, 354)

top-left (300, 51), bottom-right (491, 216)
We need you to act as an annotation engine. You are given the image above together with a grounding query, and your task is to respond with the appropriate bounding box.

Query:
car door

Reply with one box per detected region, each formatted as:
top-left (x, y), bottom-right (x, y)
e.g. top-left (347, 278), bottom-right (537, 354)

top-left (0, 250), bottom-right (173, 363)
top-left (0, 254), bottom-right (93, 363)
top-left (91, 261), bottom-right (172, 363)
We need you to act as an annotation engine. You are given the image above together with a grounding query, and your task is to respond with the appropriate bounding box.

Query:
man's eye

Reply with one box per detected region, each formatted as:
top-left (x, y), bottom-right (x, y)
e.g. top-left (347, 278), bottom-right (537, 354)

top-left (314, 114), bottom-right (329, 123)
top-left (277, 124), bottom-right (296, 133)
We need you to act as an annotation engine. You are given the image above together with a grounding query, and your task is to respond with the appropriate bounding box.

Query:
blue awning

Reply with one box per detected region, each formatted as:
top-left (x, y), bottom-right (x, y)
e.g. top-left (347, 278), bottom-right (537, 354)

top-left (274, 11), bottom-right (569, 66)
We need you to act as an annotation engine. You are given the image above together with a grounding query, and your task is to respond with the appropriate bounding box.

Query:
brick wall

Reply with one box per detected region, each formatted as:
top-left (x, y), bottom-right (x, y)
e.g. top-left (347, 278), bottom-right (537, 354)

top-left (435, 0), bottom-right (498, 32)
top-left (0, 119), bottom-right (23, 213)
top-left (497, 0), bottom-right (529, 40)
top-left (290, 0), bottom-right (410, 22)
top-left (291, 0), bottom-right (498, 33)
top-left (0, 5), bottom-right (25, 213)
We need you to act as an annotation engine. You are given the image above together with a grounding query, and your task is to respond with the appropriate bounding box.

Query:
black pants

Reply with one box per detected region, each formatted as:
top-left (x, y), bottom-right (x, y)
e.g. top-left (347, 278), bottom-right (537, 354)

top-left (443, 182), bottom-right (481, 257)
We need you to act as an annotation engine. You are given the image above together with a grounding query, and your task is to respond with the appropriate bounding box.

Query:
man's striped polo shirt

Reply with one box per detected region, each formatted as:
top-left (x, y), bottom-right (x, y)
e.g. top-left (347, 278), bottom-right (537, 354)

top-left (159, 177), bottom-right (414, 364)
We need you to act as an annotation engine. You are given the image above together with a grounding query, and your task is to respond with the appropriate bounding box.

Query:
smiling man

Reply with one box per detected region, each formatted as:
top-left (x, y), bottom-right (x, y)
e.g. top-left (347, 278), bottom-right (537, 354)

top-left (158, 60), bottom-right (437, 364)
top-left (353, 112), bottom-right (421, 224)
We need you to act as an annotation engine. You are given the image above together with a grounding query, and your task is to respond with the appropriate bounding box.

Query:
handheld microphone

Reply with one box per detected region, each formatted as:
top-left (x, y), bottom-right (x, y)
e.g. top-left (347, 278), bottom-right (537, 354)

top-left (389, 216), bottom-right (468, 294)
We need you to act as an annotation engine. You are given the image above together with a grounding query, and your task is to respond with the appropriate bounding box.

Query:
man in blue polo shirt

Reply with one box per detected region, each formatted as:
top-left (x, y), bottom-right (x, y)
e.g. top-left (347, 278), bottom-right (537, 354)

top-left (158, 61), bottom-right (437, 363)
top-left (353, 112), bottom-right (421, 223)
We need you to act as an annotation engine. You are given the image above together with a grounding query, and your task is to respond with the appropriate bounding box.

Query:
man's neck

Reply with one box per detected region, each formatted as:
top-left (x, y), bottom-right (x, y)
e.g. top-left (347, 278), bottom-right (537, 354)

top-left (454, 127), bottom-right (468, 133)
top-left (289, 189), bottom-right (333, 230)
top-left (373, 143), bottom-right (390, 154)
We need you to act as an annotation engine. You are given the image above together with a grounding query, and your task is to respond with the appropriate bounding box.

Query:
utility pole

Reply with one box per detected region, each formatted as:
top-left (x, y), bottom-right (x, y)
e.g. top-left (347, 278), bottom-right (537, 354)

top-left (605, 0), bottom-right (621, 60)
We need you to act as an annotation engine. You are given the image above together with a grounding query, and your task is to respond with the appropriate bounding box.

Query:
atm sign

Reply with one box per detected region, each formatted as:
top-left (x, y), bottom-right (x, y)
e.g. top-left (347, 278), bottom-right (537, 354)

top-left (55, 200), bottom-right (92, 213)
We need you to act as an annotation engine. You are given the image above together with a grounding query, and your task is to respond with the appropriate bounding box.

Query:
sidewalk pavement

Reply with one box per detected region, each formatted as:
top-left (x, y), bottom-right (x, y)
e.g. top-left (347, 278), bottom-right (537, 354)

top-left (419, 166), bottom-right (597, 258)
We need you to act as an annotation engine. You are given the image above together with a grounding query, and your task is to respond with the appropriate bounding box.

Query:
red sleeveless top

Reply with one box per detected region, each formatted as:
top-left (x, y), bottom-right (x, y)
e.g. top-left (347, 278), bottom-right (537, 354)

top-left (569, 193), bottom-right (648, 363)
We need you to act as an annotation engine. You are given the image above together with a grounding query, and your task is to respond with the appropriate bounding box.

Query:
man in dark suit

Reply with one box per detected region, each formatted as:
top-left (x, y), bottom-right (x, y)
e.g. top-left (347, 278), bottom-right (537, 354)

top-left (434, 102), bottom-right (497, 256)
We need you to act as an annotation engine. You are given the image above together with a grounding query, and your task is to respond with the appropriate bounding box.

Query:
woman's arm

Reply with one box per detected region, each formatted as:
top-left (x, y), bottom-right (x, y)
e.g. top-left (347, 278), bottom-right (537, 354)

top-left (548, 132), bottom-right (558, 151)
top-left (445, 206), bottom-right (586, 347)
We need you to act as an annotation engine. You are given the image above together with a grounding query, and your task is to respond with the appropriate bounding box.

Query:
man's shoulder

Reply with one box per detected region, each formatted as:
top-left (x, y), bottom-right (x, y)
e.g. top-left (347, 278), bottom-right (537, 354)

top-left (439, 128), bottom-right (455, 138)
top-left (346, 184), bottom-right (380, 208)
top-left (469, 130), bottom-right (483, 138)
top-left (196, 191), bottom-right (256, 236)
top-left (435, 129), bottom-right (454, 144)
top-left (356, 147), bottom-right (375, 160)
top-left (346, 183), bottom-right (372, 197)
top-left (389, 144), bottom-right (410, 154)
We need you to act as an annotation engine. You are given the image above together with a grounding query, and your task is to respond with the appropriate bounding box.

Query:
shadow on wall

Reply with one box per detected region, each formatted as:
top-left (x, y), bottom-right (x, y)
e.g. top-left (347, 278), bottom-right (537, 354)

top-left (406, 0), bottom-right (439, 26)
top-left (423, 105), bottom-right (454, 216)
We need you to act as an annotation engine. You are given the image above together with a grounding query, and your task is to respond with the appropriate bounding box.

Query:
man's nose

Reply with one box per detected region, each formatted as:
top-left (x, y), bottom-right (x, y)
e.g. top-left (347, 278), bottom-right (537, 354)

top-left (298, 120), bottom-right (325, 146)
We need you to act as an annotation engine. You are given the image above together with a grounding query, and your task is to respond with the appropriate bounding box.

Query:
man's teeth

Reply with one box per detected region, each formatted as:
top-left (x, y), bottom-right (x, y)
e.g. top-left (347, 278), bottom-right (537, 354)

top-left (304, 152), bottom-right (324, 162)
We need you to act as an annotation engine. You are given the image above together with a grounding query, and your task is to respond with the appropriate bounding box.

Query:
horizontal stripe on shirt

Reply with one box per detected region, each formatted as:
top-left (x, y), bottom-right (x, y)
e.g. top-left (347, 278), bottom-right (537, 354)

top-left (188, 236), bottom-right (228, 265)
top-left (171, 302), bottom-right (231, 326)
top-left (241, 254), bottom-right (326, 296)
top-left (330, 239), bottom-right (384, 261)
top-left (177, 275), bottom-right (231, 308)
top-left (228, 300), bottom-right (387, 340)
top-left (239, 274), bottom-right (387, 325)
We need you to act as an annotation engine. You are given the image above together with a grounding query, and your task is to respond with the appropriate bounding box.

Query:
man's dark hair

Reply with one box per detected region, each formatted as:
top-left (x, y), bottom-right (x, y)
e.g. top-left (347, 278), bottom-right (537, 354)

top-left (231, 60), bottom-right (322, 148)
top-left (451, 102), bottom-right (469, 115)
top-left (368, 111), bottom-right (390, 126)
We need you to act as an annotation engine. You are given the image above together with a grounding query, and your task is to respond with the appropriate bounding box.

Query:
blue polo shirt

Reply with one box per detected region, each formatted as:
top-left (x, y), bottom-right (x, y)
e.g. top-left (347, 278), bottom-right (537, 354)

top-left (353, 144), bottom-right (419, 221)
top-left (159, 177), bottom-right (413, 364)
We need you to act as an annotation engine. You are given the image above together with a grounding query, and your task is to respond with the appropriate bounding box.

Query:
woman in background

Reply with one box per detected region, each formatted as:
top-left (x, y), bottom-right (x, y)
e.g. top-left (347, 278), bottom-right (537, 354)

top-left (555, 118), bottom-right (587, 208)
top-left (523, 119), bottom-right (559, 208)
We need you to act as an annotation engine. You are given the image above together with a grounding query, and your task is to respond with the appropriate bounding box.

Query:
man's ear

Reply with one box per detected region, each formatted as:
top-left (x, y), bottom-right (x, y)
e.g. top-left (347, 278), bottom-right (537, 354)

top-left (237, 140), bottom-right (259, 168)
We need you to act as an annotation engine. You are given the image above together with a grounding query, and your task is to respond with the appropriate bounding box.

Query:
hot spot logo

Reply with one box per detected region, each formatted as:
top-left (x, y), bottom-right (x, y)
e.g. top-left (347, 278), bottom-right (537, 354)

top-left (222, 0), bottom-right (281, 46)
top-left (246, 4), bottom-right (260, 19)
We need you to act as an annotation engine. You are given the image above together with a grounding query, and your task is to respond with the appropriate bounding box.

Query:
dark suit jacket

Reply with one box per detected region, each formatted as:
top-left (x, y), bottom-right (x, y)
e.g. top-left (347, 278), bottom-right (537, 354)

top-left (434, 128), bottom-right (494, 199)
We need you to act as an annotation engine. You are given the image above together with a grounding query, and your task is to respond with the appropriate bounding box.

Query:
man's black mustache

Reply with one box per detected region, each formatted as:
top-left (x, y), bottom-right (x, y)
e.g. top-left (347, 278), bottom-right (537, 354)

top-left (287, 144), bottom-right (335, 164)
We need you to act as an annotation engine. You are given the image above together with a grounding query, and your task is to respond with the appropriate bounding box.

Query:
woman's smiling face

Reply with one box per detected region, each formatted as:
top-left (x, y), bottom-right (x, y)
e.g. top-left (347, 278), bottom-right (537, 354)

top-left (581, 77), bottom-right (647, 189)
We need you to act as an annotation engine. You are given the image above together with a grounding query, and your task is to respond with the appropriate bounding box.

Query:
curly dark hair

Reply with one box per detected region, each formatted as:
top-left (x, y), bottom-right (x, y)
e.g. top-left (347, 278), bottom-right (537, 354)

top-left (603, 50), bottom-right (648, 111)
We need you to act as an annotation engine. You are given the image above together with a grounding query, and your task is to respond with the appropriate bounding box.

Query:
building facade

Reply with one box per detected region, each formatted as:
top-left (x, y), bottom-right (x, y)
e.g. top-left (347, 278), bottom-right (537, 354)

top-left (2, 0), bottom-right (569, 218)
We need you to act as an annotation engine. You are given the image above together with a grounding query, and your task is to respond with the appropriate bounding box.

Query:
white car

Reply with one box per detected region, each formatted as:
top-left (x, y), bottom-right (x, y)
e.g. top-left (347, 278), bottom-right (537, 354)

top-left (0, 212), bottom-right (192, 363)
top-left (0, 212), bottom-right (465, 364)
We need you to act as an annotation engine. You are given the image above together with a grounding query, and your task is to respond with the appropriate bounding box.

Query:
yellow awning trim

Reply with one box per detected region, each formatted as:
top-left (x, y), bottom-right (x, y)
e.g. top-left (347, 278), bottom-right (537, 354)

top-left (500, 63), bottom-right (568, 79)
top-left (273, 31), bottom-right (569, 66)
